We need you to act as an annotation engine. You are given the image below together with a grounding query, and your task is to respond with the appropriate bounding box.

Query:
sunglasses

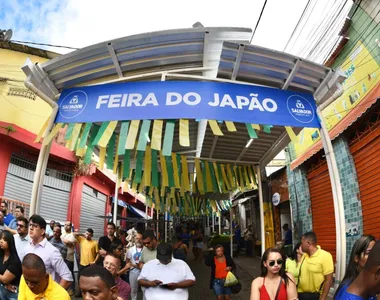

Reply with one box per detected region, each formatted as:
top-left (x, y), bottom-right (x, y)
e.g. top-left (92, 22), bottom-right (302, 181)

top-left (268, 259), bottom-right (283, 267)
top-left (17, 224), bottom-right (26, 228)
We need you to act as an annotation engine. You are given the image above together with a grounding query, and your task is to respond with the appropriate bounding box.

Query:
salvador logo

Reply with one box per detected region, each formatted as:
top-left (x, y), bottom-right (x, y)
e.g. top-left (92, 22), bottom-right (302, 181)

top-left (59, 91), bottom-right (88, 119)
top-left (286, 95), bottom-right (315, 124)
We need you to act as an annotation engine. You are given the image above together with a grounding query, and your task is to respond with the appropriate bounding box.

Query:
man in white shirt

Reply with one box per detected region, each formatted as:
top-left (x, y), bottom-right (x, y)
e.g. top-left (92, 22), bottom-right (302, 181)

top-left (126, 232), bottom-right (143, 300)
top-left (138, 243), bottom-right (196, 300)
top-left (25, 214), bottom-right (73, 289)
top-left (13, 216), bottom-right (30, 261)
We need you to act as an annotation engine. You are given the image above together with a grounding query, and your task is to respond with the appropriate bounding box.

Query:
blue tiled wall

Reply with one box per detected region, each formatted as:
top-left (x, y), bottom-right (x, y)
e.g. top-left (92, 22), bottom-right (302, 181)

top-left (287, 136), bottom-right (363, 263)
top-left (285, 147), bottom-right (313, 243)
top-left (333, 137), bottom-right (363, 263)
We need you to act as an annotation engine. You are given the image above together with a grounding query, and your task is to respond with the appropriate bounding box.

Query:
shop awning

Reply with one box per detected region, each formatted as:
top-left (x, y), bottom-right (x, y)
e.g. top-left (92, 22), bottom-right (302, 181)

top-left (127, 204), bottom-right (152, 219)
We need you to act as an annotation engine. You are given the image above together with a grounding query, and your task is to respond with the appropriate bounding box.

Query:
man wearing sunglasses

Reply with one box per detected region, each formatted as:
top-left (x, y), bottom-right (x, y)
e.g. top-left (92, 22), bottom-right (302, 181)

top-left (24, 214), bottom-right (73, 289)
top-left (13, 216), bottom-right (30, 261)
top-left (139, 230), bottom-right (158, 267)
top-left (298, 232), bottom-right (334, 300)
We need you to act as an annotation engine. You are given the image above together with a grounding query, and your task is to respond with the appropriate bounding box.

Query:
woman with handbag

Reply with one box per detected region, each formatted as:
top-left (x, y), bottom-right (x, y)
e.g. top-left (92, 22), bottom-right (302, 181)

top-left (251, 247), bottom-right (298, 300)
top-left (205, 244), bottom-right (235, 300)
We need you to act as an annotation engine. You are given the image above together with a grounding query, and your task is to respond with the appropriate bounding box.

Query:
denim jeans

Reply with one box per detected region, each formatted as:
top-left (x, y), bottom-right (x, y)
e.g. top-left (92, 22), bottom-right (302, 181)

top-left (213, 279), bottom-right (231, 296)
top-left (0, 284), bottom-right (18, 300)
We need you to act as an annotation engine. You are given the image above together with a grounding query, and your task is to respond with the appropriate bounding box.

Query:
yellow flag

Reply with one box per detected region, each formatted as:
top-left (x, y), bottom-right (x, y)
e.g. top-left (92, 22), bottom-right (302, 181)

top-left (181, 156), bottom-right (190, 191)
top-left (68, 123), bottom-right (83, 151)
top-left (205, 161), bottom-right (213, 192)
top-left (171, 153), bottom-right (180, 188)
top-left (225, 121), bottom-right (237, 132)
top-left (160, 152), bottom-right (169, 188)
top-left (99, 146), bottom-right (106, 170)
top-left (138, 176), bottom-right (145, 193)
top-left (144, 146), bottom-right (152, 187)
top-left (98, 121), bottom-right (118, 148)
top-left (195, 159), bottom-right (205, 194)
top-left (285, 126), bottom-right (298, 143)
top-left (113, 135), bottom-right (120, 174)
top-left (154, 189), bottom-right (160, 211)
top-left (251, 124), bottom-right (261, 130)
top-left (43, 123), bottom-right (63, 146)
top-left (213, 162), bottom-right (221, 192)
top-left (219, 164), bottom-right (228, 191)
top-left (179, 119), bottom-right (190, 147)
top-left (226, 165), bottom-right (235, 189)
top-left (151, 120), bottom-right (163, 151)
top-left (76, 146), bottom-right (87, 158)
top-left (126, 120), bottom-right (140, 149)
top-left (208, 120), bottom-right (223, 136)
top-left (35, 116), bottom-right (50, 143)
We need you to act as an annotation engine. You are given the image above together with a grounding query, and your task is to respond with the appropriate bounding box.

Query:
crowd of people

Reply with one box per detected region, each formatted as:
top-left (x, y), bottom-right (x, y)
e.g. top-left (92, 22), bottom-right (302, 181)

top-left (0, 202), bottom-right (203, 300)
top-left (250, 231), bottom-right (380, 300)
top-left (0, 201), bottom-right (378, 300)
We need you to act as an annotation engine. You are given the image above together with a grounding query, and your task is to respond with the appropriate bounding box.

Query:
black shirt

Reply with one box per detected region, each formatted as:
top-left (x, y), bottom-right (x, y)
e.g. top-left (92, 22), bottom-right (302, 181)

top-left (97, 236), bottom-right (121, 265)
top-left (0, 253), bottom-right (22, 286)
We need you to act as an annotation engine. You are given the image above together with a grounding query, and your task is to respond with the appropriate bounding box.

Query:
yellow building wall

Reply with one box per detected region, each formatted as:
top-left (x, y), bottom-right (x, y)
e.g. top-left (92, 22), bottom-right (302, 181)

top-left (293, 42), bottom-right (380, 157)
top-left (0, 49), bottom-right (53, 134)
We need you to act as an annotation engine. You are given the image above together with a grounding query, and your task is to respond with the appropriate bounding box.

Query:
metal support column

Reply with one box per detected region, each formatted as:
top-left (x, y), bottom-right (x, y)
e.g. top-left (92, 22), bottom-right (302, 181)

top-left (156, 210), bottom-right (159, 238)
top-left (230, 207), bottom-right (233, 258)
top-left (256, 165), bottom-right (265, 255)
top-left (317, 107), bottom-right (346, 282)
top-left (145, 206), bottom-right (148, 229)
top-left (218, 213), bottom-right (222, 234)
top-left (112, 164), bottom-right (120, 226)
top-left (165, 211), bottom-right (168, 242)
top-left (212, 211), bottom-right (215, 233)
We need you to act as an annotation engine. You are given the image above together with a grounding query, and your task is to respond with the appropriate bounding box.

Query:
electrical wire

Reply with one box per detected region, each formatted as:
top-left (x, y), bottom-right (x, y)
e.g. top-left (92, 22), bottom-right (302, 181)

top-left (0, 92), bottom-right (48, 118)
top-left (297, 0), bottom-right (344, 57)
top-left (283, 0), bottom-right (312, 52)
top-left (320, 0), bottom-right (367, 61)
top-left (9, 40), bottom-right (79, 50)
top-left (306, 0), bottom-right (349, 61)
top-left (327, 3), bottom-right (380, 69)
top-left (249, 0), bottom-right (269, 44)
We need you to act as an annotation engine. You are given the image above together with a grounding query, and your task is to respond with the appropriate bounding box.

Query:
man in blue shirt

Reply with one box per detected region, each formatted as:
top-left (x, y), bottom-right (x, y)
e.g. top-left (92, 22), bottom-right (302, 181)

top-left (282, 223), bottom-right (292, 245)
top-left (337, 240), bottom-right (380, 300)
top-left (1, 201), bottom-right (14, 226)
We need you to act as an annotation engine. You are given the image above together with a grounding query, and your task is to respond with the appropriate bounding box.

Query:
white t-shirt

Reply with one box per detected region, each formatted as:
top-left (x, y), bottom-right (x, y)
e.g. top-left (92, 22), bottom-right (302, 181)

top-left (138, 258), bottom-right (195, 300)
top-left (126, 245), bottom-right (143, 274)
top-left (224, 219), bottom-right (230, 230)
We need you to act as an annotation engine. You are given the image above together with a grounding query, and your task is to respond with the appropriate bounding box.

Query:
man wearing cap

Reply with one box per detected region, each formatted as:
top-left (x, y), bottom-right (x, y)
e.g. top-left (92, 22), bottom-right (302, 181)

top-left (138, 243), bottom-right (196, 300)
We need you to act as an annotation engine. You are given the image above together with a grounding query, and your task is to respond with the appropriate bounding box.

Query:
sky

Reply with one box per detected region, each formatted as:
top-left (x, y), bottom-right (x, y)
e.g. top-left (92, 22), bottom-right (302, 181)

top-left (1, 0), bottom-right (353, 62)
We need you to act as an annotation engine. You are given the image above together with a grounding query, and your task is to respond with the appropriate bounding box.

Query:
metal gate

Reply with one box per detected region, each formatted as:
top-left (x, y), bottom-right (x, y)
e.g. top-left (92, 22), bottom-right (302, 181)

top-left (307, 162), bottom-right (336, 261)
top-left (80, 184), bottom-right (107, 239)
top-left (3, 154), bottom-right (72, 222)
top-left (350, 123), bottom-right (380, 238)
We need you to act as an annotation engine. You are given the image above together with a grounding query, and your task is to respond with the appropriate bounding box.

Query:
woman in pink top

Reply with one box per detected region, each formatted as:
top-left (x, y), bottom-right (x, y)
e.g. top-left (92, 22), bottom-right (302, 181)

top-left (250, 247), bottom-right (298, 300)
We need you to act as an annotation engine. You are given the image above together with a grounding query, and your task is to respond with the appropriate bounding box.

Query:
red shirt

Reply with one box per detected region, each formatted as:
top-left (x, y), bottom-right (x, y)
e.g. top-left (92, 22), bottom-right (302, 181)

top-left (214, 257), bottom-right (228, 279)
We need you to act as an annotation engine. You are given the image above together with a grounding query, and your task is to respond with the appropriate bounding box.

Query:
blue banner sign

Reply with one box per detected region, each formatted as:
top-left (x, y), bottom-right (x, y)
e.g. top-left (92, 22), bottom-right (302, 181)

top-left (56, 81), bottom-right (320, 128)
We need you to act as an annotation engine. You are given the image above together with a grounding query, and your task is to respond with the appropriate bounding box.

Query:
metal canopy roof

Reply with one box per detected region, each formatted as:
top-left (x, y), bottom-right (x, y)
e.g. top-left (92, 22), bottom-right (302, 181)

top-left (22, 26), bottom-right (345, 181)
top-left (39, 27), bottom-right (252, 90)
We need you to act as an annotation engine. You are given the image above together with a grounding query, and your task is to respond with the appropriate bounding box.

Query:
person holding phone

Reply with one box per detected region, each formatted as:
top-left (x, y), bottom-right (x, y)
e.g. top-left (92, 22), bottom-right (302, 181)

top-left (250, 247), bottom-right (298, 300)
top-left (137, 243), bottom-right (196, 300)
top-left (205, 244), bottom-right (235, 300)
